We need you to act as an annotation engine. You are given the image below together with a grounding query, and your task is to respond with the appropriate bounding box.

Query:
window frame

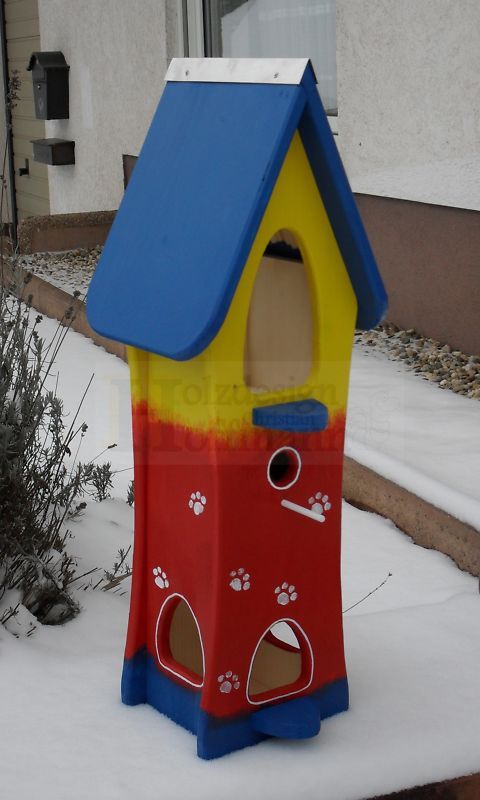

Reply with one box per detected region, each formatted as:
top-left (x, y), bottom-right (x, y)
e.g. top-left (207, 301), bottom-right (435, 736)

top-left (181, 0), bottom-right (338, 133)
top-left (182, 0), bottom-right (206, 57)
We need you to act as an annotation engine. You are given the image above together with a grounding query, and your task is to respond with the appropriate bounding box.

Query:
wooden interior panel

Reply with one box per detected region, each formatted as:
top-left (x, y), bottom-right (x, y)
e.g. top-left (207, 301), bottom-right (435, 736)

top-left (248, 627), bottom-right (302, 696)
top-left (244, 246), bottom-right (313, 392)
top-left (168, 599), bottom-right (204, 679)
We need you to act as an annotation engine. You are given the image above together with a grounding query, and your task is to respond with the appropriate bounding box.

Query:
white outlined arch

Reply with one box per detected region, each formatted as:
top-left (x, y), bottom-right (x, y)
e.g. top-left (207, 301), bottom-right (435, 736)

top-left (246, 617), bottom-right (314, 705)
top-left (155, 593), bottom-right (205, 688)
top-left (267, 446), bottom-right (302, 490)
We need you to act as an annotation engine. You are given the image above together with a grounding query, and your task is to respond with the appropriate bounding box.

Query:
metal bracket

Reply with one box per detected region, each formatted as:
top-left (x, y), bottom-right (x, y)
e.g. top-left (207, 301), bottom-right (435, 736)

top-left (18, 158), bottom-right (29, 177)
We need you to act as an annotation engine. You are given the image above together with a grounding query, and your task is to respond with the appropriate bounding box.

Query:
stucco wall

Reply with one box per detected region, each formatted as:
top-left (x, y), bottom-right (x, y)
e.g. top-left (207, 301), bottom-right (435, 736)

top-left (336, 0), bottom-right (480, 210)
top-left (36, 1), bottom-right (479, 214)
top-left (38, 0), bottom-right (181, 214)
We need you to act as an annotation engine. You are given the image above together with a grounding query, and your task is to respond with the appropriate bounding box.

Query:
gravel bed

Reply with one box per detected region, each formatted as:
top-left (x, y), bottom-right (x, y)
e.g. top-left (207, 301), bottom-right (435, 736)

top-left (13, 246), bottom-right (102, 299)
top-left (356, 323), bottom-right (480, 399)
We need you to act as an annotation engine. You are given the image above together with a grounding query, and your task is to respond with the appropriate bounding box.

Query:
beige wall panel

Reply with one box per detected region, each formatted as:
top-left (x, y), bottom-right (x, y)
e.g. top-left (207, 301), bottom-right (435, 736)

top-left (16, 191), bottom-right (49, 216)
top-left (14, 154), bottom-right (46, 178)
top-left (11, 117), bottom-right (46, 139)
top-left (4, 0), bottom-right (39, 20)
top-left (6, 17), bottom-right (39, 39)
top-left (6, 0), bottom-right (50, 219)
top-left (6, 35), bottom-right (38, 59)
top-left (11, 98), bottom-right (36, 118)
top-left (12, 173), bottom-right (48, 199)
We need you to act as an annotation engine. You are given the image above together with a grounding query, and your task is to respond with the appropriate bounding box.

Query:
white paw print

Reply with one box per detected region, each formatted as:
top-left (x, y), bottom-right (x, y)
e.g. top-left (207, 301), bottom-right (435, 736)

top-left (229, 568), bottom-right (251, 592)
top-left (152, 566), bottom-right (169, 589)
top-left (275, 582), bottom-right (298, 606)
top-left (188, 491), bottom-right (206, 516)
top-left (308, 492), bottom-right (331, 522)
top-left (218, 671), bottom-right (240, 694)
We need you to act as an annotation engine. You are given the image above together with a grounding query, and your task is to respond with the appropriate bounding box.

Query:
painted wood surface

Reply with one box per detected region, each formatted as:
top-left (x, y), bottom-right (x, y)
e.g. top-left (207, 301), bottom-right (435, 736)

top-left (87, 81), bottom-right (305, 359)
top-left (86, 60), bottom-right (388, 759)
top-left (121, 133), bottom-right (357, 757)
top-left (86, 62), bottom-right (387, 361)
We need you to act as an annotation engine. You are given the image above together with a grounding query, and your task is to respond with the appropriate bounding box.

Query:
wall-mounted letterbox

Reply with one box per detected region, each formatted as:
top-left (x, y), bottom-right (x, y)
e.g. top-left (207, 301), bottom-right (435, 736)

top-left (27, 51), bottom-right (70, 120)
top-left (31, 138), bottom-right (75, 166)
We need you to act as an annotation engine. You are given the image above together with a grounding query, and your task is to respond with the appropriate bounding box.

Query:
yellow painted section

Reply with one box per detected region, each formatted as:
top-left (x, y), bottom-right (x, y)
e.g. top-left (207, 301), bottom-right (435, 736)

top-left (129, 132), bottom-right (357, 435)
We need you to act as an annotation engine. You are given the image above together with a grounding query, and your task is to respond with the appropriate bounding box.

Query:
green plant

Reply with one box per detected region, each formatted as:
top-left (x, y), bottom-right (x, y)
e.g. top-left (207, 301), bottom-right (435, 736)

top-left (89, 462), bottom-right (114, 502)
top-left (101, 546), bottom-right (132, 593)
top-left (0, 273), bottom-right (96, 626)
top-left (0, 72), bottom-right (118, 633)
top-left (126, 480), bottom-right (134, 506)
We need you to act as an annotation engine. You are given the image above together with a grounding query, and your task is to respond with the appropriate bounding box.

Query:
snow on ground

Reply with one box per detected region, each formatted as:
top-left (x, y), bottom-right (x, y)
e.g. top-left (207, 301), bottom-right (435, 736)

top-left (35, 310), bottom-right (133, 501)
top-left (347, 347), bottom-right (480, 529)
top-left (1, 313), bottom-right (479, 799)
top-left (1, 498), bottom-right (478, 800)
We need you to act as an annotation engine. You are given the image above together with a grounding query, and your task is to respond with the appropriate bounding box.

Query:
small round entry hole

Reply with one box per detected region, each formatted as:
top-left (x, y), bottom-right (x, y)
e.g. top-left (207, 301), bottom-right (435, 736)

top-left (267, 447), bottom-right (301, 490)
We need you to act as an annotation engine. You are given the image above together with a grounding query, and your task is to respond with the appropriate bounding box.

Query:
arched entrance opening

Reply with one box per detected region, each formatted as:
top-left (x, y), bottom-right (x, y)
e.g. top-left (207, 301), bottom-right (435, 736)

top-left (156, 594), bottom-right (204, 687)
top-left (247, 619), bottom-right (313, 704)
top-left (244, 231), bottom-right (313, 393)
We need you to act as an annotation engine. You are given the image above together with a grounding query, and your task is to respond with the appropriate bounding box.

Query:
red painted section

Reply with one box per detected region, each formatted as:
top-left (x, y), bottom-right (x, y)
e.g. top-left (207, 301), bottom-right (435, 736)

top-left (126, 402), bottom-right (348, 719)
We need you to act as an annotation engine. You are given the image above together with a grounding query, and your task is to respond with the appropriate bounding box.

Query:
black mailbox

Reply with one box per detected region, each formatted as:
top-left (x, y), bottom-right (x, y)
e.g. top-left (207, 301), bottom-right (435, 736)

top-left (27, 51), bottom-right (69, 120)
top-left (31, 138), bottom-right (75, 166)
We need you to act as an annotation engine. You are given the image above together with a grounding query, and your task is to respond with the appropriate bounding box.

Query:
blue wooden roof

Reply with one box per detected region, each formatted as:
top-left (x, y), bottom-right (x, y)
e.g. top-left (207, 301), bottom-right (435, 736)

top-left (87, 62), bottom-right (387, 360)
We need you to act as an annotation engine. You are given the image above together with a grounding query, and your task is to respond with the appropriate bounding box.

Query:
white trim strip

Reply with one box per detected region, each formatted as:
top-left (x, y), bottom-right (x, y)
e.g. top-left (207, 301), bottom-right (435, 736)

top-left (166, 57), bottom-right (314, 85)
top-left (184, 0), bottom-right (204, 58)
top-left (155, 593), bottom-right (205, 689)
top-left (281, 499), bottom-right (325, 522)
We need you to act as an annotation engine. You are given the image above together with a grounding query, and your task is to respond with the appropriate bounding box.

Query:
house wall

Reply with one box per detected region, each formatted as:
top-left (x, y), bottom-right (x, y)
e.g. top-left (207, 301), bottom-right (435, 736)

top-left (28, 0), bottom-right (480, 352)
top-left (4, 0), bottom-right (50, 221)
top-left (336, 0), bottom-right (480, 354)
top-left (37, 0), bottom-right (181, 213)
top-left (0, 38), bottom-right (10, 224)
top-left (356, 194), bottom-right (480, 355)
top-left (36, 0), bottom-right (480, 214)
top-left (336, 0), bottom-right (480, 212)
top-left (39, 0), bottom-right (480, 213)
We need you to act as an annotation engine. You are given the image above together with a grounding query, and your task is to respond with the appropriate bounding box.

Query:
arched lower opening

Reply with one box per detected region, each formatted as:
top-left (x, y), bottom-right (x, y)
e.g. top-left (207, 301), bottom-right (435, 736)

top-left (247, 620), bottom-right (313, 704)
top-left (155, 594), bottom-right (204, 687)
top-left (244, 231), bottom-right (313, 393)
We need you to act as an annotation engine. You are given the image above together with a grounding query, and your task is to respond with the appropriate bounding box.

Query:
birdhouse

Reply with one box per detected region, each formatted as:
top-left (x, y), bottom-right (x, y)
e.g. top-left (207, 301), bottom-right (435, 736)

top-left (87, 58), bottom-right (387, 760)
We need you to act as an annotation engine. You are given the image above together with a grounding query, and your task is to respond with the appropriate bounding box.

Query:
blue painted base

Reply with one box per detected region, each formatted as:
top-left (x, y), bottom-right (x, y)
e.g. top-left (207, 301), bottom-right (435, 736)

top-left (122, 650), bottom-right (349, 759)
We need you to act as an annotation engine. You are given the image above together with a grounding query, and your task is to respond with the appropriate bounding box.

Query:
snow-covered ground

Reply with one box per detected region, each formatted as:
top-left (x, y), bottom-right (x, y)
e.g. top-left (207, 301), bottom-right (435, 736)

top-left (2, 496), bottom-right (478, 800)
top-left (1, 314), bottom-right (479, 799)
top-left (347, 347), bottom-right (480, 530)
